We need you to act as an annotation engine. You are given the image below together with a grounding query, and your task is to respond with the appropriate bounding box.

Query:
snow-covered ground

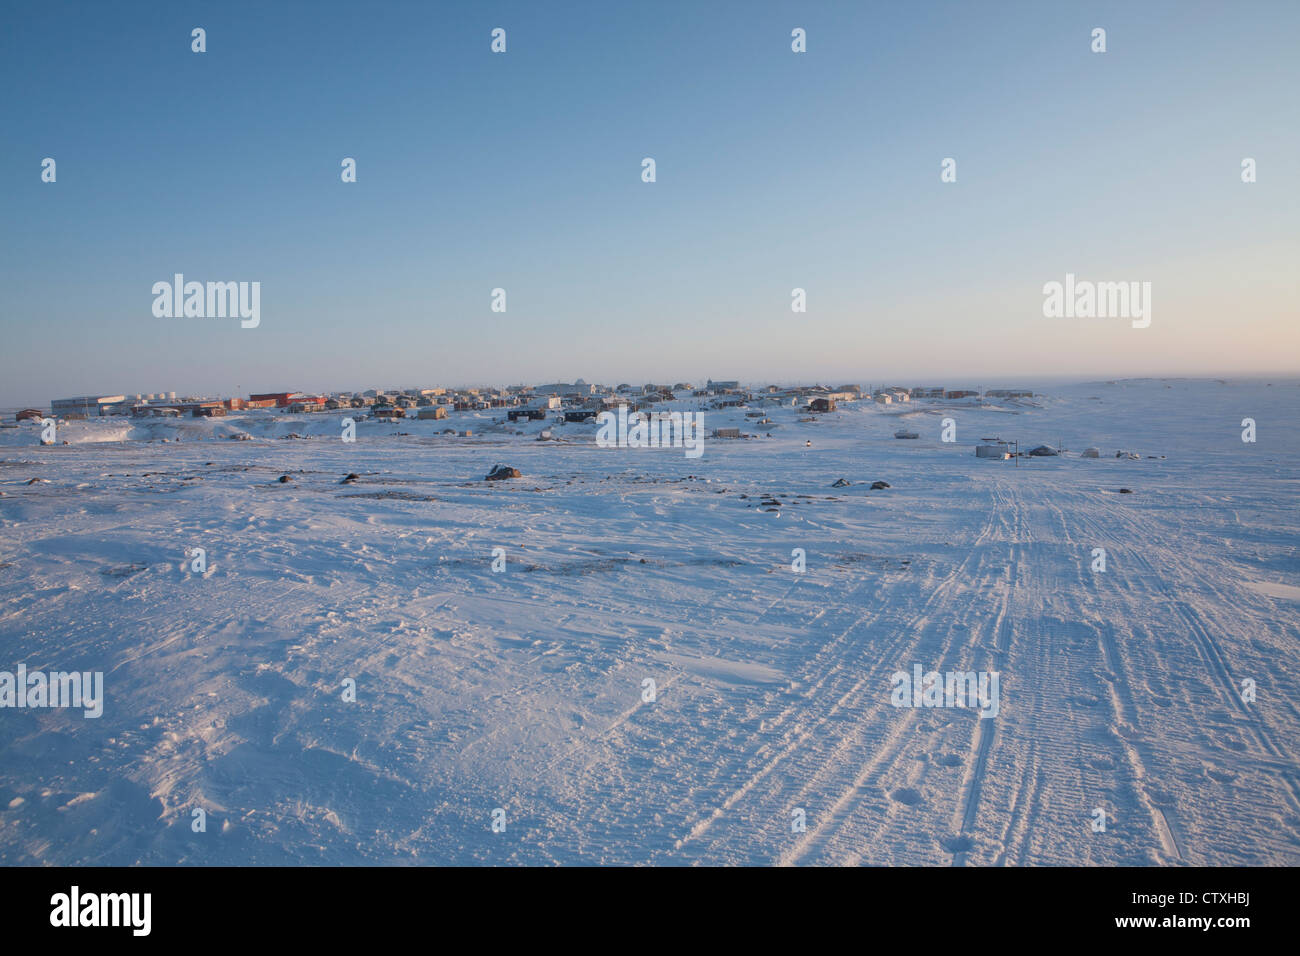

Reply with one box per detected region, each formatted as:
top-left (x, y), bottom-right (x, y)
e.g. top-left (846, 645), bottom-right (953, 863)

top-left (1, 379), bottom-right (1296, 865)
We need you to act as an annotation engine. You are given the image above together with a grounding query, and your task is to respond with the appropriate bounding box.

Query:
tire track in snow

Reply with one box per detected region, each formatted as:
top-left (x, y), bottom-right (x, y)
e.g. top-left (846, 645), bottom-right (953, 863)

top-left (772, 479), bottom-right (1011, 866)
top-left (1109, 520), bottom-right (1300, 821)
top-left (1047, 494), bottom-right (1187, 863)
top-left (992, 749), bottom-right (1043, 866)
top-left (1068, 490), bottom-right (1297, 860)
top-left (949, 481), bottom-right (1020, 866)
top-left (673, 575), bottom-right (900, 856)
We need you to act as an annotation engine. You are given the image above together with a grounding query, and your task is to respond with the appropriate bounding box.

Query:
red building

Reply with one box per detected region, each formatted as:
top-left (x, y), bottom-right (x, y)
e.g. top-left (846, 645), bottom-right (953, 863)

top-left (249, 392), bottom-right (296, 407)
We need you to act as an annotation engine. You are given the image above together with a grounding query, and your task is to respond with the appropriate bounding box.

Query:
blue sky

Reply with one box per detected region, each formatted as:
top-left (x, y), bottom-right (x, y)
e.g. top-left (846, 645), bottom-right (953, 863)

top-left (1, 0), bottom-right (1297, 404)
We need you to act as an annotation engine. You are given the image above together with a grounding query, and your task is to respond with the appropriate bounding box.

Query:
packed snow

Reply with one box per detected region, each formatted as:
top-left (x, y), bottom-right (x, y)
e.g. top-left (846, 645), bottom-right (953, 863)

top-left (0, 379), bottom-right (1296, 865)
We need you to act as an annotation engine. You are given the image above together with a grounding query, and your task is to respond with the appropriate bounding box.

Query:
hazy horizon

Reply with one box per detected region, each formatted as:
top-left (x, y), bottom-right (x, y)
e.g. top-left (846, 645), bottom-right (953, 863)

top-left (7, 371), bottom-right (1300, 412)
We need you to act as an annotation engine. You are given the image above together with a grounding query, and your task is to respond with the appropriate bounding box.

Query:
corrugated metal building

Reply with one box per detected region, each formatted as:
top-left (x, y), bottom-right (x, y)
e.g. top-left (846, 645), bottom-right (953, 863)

top-left (51, 395), bottom-right (127, 417)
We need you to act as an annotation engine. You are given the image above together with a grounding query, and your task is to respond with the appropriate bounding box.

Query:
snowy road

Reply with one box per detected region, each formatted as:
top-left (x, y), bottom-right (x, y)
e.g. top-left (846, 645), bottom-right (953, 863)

top-left (1, 380), bottom-right (1296, 864)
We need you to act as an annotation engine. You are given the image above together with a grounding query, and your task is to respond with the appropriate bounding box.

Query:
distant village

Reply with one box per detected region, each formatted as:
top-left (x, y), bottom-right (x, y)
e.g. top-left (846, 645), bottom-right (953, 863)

top-left (13, 381), bottom-right (1034, 425)
top-left (13, 381), bottom-right (1035, 425)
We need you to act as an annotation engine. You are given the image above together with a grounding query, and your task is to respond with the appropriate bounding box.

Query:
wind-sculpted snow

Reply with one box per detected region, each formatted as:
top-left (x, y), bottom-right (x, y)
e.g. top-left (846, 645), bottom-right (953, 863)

top-left (0, 380), bottom-right (1296, 864)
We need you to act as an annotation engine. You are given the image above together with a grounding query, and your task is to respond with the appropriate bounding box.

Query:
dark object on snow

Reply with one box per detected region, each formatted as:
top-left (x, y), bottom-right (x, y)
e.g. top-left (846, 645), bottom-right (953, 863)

top-left (485, 464), bottom-right (522, 481)
top-left (832, 478), bottom-right (851, 487)
top-left (1028, 445), bottom-right (1058, 457)
top-left (278, 474), bottom-right (292, 483)
top-left (1119, 488), bottom-right (1134, 494)
top-left (870, 480), bottom-right (891, 490)
top-left (341, 473), bottom-right (360, 484)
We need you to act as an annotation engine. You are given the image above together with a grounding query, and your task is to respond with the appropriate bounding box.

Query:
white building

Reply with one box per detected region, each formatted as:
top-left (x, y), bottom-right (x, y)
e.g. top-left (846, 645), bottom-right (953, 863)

top-left (51, 395), bottom-right (127, 417)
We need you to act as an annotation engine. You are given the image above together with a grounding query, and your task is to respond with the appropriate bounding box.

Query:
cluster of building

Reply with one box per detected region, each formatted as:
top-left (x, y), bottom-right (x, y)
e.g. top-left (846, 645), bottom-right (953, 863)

top-left (23, 382), bottom-right (1032, 423)
top-left (45, 392), bottom-right (245, 420)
